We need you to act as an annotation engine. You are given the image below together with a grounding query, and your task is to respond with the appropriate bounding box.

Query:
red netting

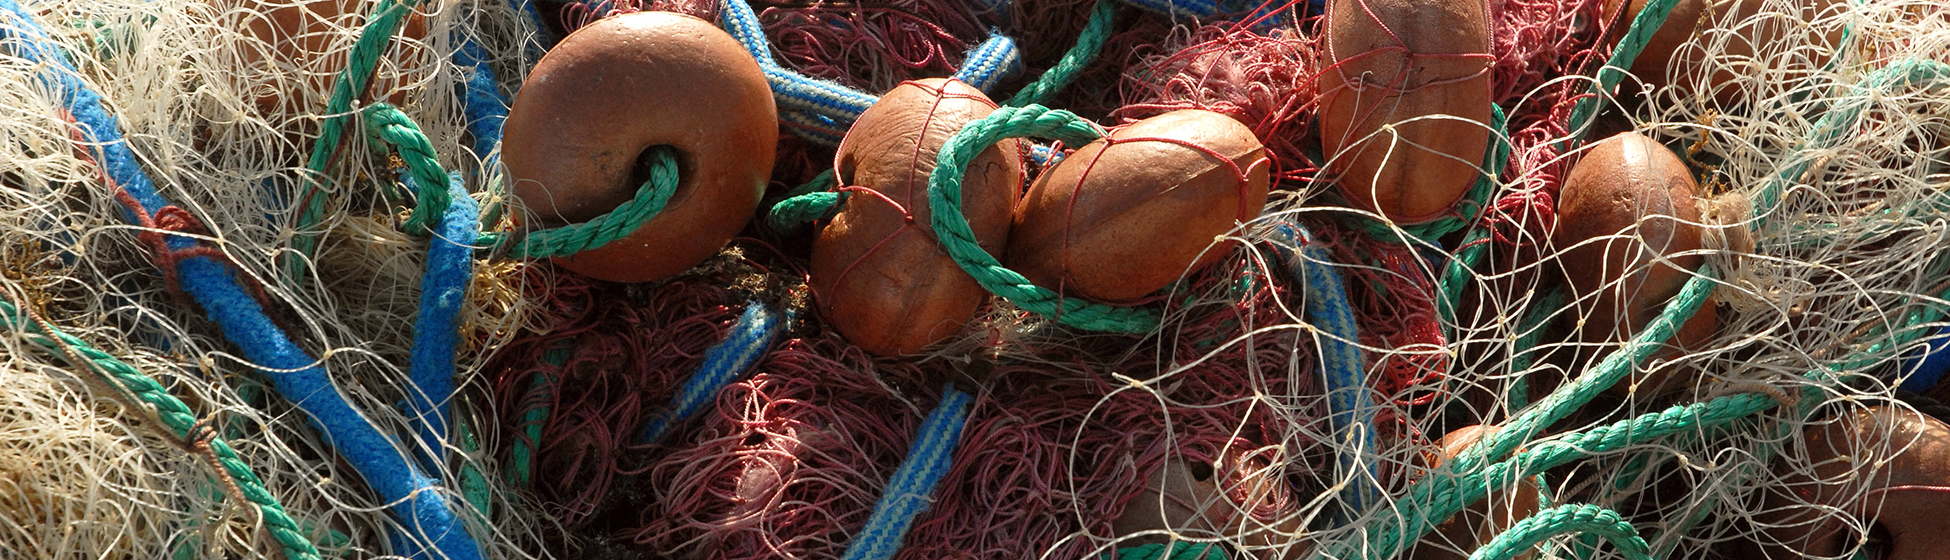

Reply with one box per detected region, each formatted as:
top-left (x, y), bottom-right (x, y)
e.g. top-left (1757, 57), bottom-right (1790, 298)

top-left (486, 262), bottom-right (740, 525)
top-left (1114, 17), bottom-right (1324, 184)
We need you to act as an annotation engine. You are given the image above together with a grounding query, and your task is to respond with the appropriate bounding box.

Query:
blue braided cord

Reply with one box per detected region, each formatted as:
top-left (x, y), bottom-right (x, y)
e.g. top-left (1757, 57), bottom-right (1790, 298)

top-left (637, 302), bottom-right (784, 444)
top-left (781, 110), bottom-right (849, 147)
top-left (0, 4), bottom-right (484, 559)
top-left (452, 36), bottom-right (509, 161)
top-left (721, 0), bottom-right (877, 123)
top-left (951, 33), bottom-right (1023, 94)
top-left (406, 172), bottom-right (478, 469)
top-left (840, 385), bottom-right (975, 560)
top-left (1267, 221), bottom-right (1380, 522)
top-left (1028, 143), bottom-right (1060, 167)
top-left (1124, 0), bottom-right (1220, 18)
top-left (765, 65), bottom-right (878, 120)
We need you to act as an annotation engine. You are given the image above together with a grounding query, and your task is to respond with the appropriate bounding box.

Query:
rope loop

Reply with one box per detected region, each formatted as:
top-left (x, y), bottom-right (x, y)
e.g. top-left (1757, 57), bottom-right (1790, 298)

top-left (1467, 504), bottom-right (1651, 560)
top-left (928, 104), bottom-right (1164, 333)
top-left (363, 103), bottom-right (450, 236)
top-left (489, 145), bottom-right (681, 259)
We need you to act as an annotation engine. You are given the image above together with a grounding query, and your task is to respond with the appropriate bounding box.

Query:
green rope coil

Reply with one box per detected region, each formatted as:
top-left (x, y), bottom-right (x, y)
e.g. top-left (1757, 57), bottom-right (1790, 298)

top-left (287, 0), bottom-right (422, 283)
top-left (927, 104), bottom-right (1160, 333)
top-left (0, 299), bottom-right (322, 560)
top-left (1004, 0), bottom-right (1114, 108)
top-left (1467, 504), bottom-right (1651, 560)
top-left (364, 103), bottom-right (450, 236)
top-left (479, 146), bottom-right (680, 259)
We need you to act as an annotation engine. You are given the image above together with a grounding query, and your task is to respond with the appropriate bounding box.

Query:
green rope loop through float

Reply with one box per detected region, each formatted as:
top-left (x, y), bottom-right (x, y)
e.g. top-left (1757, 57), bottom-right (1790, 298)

top-left (928, 104), bottom-right (1161, 333)
top-left (1004, 0), bottom-right (1114, 108)
top-left (0, 299), bottom-right (322, 560)
top-left (1468, 504), bottom-right (1651, 560)
top-left (476, 146), bottom-right (681, 258)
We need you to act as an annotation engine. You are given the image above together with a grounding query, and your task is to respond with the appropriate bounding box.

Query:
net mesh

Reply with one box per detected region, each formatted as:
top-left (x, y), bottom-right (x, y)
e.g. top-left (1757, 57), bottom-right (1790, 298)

top-left (1, 0), bottom-right (1948, 559)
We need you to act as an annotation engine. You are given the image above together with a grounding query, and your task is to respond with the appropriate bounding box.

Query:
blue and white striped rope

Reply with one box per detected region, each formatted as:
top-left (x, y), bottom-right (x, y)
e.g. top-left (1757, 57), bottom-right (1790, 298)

top-left (721, 0), bottom-right (1022, 146)
top-left (950, 33), bottom-right (1023, 93)
top-left (840, 385), bottom-right (975, 560)
top-left (1268, 222), bottom-right (1381, 523)
top-left (0, 3), bottom-right (484, 558)
top-left (637, 302), bottom-right (785, 444)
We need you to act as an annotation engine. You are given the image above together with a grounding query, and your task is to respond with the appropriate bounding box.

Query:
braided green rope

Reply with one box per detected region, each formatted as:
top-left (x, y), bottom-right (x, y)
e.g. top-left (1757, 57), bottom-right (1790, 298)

top-left (1318, 388), bottom-right (1788, 560)
top-left (927, 105), bottom-right (1160, 333)
top-left (1357, 104), bottom-right (1510, 245)
top-left (767, 190), bottom-right (844, 231)
top-left (476, 146), bottom-right (680, 259)
top-left (1004, 0), bottom-right (1114, 108)
top-left (1467, 504), bottom-right (1651, 560)
top-left (0, 299), bottom-right (321, 560)
top-left (287, 0), bottom-right (421, 283)
top-left (509, 343), bottom-right (569, 487)
top-left (364, 103), bottom-right (449, 236)
top-left (1504, 287), bottom-right (1567, 412)
top-left (1563, 0), bottom-right (1680, 142)
top-left (1451, 265), bottom-right (1716, 476)
top-left (1111, 542), bottom-right (1228, 560)
top-left (1746, 58), bottom-right (1950, 232)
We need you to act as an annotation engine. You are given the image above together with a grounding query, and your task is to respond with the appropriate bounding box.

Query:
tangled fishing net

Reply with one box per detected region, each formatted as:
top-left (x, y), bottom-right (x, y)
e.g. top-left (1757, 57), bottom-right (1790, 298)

top-left (3, 0), bottom-right (1950, 559)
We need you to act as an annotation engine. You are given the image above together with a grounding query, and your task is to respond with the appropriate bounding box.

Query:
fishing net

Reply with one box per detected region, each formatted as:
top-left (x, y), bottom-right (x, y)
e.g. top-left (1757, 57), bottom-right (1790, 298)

top-left (3, 0), bottom-right (1950, 559)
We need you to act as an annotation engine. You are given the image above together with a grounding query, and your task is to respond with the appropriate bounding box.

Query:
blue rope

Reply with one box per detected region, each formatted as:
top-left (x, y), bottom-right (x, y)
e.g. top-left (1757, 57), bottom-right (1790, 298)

top-left (1268, 222), bottom-right (1380, 522)
top-left (720, 0), bottom-right (1022, 147)
top-left (637, 302), bottom-right (785, 444)
top-left (405, 171), bottom-right (478, 467)
top-left (721, 0), bottom-right (876, 120)
top-left (950, 34), bottom-right (1023, 93)
top-left (840, 385), bottom-right (975, 560)
top-left (451, 36), bottom-right (509, 161)
top-left (0, 4), bottom-right (483, 559)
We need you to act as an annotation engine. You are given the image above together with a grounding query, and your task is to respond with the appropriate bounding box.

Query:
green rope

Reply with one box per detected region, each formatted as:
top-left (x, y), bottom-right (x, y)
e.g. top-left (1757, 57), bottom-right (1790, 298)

top-left (363, 103), bottom-right (450, 236)
top-left (1453, 265), bottom-right (1717, 476)
top-left (1355, 104), bottom-right (1510, 245)
top-left (1004, 0), bottom-right (1114, 108)
top-left (476, 146), bottom-right (680, 259)
top-left (1110, 542), bottom-right (1228, 560)
top-left (927, 104), bottom-right (1160, 333)
top-left (764, 170), bottom-right (842, 233)
top-left (287, 0), bottom-right (422, 284)
top-left (508, 343), bottom-right (569, 487)
top-left (1467, 504), bottom-right (1651, 560)
top-left (0, 299), bottom-right (322, 560)
top-left (1505, 287), bottom-right (1567, 412)
top-left (1746, 59), bottom-right (1950, 232)
top-left (455, 413), bottom-right (492, 519)
top-left (1563, 0), bottom-right (1681, 142)
top-left (1320, 388), bottom-right (1788, 560)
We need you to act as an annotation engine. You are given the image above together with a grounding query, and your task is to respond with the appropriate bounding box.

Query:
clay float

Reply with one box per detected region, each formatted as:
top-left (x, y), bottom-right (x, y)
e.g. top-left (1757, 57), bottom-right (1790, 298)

top-left (1009, 109), bottom-right (1270, 303)
top-left (1554, 131), bottom-right (1717, 397)
top-left (811, 78), bottom-right (1023, 355)
top-left (501, 11), bottom-right (777, 283)
top-left (1320, 0), bottom-right (1493, 224)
